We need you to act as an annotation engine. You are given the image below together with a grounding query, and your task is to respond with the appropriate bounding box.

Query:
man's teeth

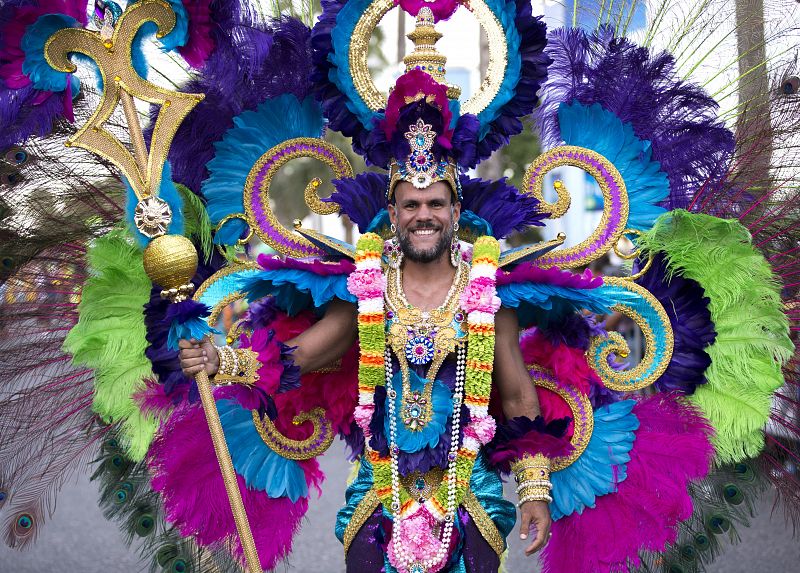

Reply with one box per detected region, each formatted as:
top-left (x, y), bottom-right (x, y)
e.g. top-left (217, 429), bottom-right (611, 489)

top-left (413, 229), bottom-right (437, 235)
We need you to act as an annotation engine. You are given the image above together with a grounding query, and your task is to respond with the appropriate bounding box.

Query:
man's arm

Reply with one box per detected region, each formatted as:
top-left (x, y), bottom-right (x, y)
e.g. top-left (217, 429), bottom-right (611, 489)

top-left (179, 298), bottom-right (358, 377)
top-left (493, 306), bottom-right (552, 555)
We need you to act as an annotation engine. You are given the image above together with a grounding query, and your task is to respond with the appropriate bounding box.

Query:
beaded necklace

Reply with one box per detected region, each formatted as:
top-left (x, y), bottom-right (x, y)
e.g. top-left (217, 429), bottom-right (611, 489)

top-left (348, 234), bottom-right (502, 573)
top-left (384, 260), bottom-right (468, 432)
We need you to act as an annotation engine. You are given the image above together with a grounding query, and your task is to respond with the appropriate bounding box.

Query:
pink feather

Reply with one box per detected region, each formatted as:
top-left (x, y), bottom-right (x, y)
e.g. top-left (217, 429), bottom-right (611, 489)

top-left (541, 395), bottom-right (715, 573)
top-left (520, 328), bottom-right (601, 394)
top-left (148, 401), bottom-right (311, 569)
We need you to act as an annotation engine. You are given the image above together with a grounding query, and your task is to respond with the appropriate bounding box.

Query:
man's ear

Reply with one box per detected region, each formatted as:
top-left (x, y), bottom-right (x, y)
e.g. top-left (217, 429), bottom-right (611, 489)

top-left (452, 200), bottom-right (461, 224)
top-left (388, 203), bottom-right (397, 227)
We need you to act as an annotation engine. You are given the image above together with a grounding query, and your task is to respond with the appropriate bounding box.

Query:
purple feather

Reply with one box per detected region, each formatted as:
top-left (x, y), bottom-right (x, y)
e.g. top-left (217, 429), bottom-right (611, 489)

top-left (0, 84), bottom-right (70, 149)
top-left (256, 254), bottom-right (355, 276)
top-left (485, 415), bottom-right (574, 474)
top-left (634, 253), bottom-right (716, 394)
top-left (460, 175), bottom-right (546, 239)
top-left (310, 0), bottom-right (376, 162)
top-left (325, 171), bottom-right (389, 232)
top-left (143, 252), bottom-right (224, 404)
top-left (149, 15), bottom-right (312, 193)
top-left (536, 26), bottom-right (734, 210)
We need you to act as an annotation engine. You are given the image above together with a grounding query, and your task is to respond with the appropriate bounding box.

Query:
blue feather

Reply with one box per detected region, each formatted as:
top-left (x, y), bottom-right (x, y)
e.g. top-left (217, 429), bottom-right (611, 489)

top-left (124, 162), bottom-right (185, 247)
top-left (498, 281), bottom-right (612, 328)
top-left (476, 0), bottom-right (522, 138)
top-left (591, 281), bottom-right (672, 385)
top-left (166, 316), bottom-right (218, 351)
top-left (328, 0), bottom-right (381, 130)
top-left (218, 399), bottom-right (309, 502)
top-left (557, 101), bottom-right (669, 232)
top-left (238, 268), bottom-right (355, 316)
top-left (551, 400), bottom-right (639, 520)
top-left (202, 95), bottom-right (325, 245)
top-left (21, 14), bottom-right (82, 93)
top-left (128, 0), bottom-right (189, 79)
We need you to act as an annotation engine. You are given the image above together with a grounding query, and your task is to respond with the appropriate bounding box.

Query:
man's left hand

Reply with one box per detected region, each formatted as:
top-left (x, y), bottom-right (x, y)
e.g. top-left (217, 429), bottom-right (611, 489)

top-left (518, 499), bottom-right (552, 555)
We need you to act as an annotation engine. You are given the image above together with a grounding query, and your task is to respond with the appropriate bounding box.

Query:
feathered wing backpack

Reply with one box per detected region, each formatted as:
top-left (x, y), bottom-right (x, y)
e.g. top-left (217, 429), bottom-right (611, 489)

top-left (0, 1), bottom-right (798, 572)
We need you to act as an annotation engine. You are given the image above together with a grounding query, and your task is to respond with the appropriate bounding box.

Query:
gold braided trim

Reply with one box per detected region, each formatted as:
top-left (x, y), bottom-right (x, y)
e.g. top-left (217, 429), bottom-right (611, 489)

top-left (349, 0), bottom-right (507, 116)
top-left (252, 407), bottom-right (334, 461)
top-left (193, 262), bottom-right (261, 299)
top-left (45, 0), bottom-right (203, 200)
top-left (521, 146), bottom-right (630, 269)
top-left (587, 276), bottom-right (674, 391)
top-left (463, 490), bottom-right (506, 556)
top-left (243, 137), bottom-right (353, 258)
top-left (343, 489), bottom-right (381, 554)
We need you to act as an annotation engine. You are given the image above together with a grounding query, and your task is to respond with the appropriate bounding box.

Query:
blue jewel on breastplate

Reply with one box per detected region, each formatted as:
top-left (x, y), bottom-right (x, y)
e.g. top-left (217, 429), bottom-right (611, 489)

top-left (405, 335), bottom-right (434, 365)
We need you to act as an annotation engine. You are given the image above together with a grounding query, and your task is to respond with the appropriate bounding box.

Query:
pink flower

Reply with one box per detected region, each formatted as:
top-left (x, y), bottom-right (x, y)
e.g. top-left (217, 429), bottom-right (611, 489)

top-left (465, 415), bottom-right (496, 445)
top-left (387, 507), bottom-right (452, 572)
top-left (347, 267), bottom-right (386, 299)
top-left (460, 278), bottom-right (500, 314)
top-left (354, 404), bottom-right (375, 436)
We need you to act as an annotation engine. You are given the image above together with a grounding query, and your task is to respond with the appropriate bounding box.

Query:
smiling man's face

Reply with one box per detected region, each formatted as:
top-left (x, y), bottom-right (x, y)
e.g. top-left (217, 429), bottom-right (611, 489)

top-left (388, 181), bottom-right (460, 264)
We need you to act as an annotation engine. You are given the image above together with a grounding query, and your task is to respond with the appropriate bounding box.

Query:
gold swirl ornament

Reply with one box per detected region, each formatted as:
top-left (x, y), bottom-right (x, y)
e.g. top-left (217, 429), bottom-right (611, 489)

top-left (242, 137), bottom-right (353, 258)
top-left (587, 277), bottom-right (674, 392)
top-left (521, 146), bottom-right (630, 269)
top-left (527, 366), bottom-right (594, 472)
top-left (44, 0), bottom-right (203, 203)
top-left (252, 408), bottom-right (335, 460)
top-left (349, 0), bottom-right (507, 116)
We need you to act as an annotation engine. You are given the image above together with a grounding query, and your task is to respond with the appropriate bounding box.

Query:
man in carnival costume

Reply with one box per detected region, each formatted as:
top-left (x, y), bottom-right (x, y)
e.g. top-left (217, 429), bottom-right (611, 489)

top-left (1, 1), bottom-right (798, 573)
top-left (180, 64), bottom-right (558, 572)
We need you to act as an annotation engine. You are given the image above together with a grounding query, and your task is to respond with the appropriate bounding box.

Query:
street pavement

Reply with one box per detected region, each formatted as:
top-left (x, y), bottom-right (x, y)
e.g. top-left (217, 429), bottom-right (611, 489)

top-left (1, 440), bottom-right (797, 572)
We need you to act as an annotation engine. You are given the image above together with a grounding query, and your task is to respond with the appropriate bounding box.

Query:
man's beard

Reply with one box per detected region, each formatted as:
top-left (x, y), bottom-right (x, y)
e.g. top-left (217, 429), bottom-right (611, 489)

top-left (397, 222), bottom-right (453, 263)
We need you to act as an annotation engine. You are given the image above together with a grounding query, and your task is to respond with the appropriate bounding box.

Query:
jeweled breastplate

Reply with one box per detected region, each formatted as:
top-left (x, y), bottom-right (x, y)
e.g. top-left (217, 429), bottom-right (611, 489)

top-left (384, 261), bottom-right (469, 432)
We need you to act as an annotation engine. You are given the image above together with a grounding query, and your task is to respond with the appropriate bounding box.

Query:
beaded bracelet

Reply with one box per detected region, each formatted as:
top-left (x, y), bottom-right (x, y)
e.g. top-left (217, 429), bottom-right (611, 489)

top-left (212, 345), bottom-right (261, 386)
top-left (511, 453), bottom-right (553, 506)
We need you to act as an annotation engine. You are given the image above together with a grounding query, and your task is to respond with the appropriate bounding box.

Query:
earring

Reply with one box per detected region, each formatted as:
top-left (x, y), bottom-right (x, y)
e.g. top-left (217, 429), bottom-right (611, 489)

top-left (390, 223), bottom-right (397, 234)
top-left (385, 236), bottom-right (403, 269)
top-left (450, 223), bottom-right (461, 267)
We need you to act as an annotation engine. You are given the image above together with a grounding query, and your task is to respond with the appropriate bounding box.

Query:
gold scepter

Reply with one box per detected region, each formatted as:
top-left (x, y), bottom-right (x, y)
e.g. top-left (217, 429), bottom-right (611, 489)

top-left (45, 2), bottom-right (262, 571)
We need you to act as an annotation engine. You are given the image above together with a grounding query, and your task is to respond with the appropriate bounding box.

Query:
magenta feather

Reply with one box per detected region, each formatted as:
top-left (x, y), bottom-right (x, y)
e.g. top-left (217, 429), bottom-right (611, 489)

top-left (148, 400), bottom-right (313, 569)
top-left (542, 395), bottom-right (714, 573)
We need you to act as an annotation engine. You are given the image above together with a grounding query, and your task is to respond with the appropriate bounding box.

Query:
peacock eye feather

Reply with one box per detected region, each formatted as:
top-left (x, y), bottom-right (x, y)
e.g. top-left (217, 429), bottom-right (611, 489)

top-left (706, 514), bottom-right (731, 534)
top-left (172, 559), bottom-right (188, 573)
top-left (733, 462), bottom-right (755, 482)
top-left (157, 544), bottom-right (179, 566)
top-left (134, 513), bottom-right (155, 537)
top-left (693, 533), bottom-right (710, 551)
top-left (14, 513), bottom-right (34, 536)
top-left (722, 483), bottom-right (744, 505)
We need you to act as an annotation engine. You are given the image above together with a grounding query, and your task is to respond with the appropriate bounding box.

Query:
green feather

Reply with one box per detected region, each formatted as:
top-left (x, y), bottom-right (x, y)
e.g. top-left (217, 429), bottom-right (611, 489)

top-left (638, 210), bottom-right (794, 463)
top-left (63, 229), bottom-right (158, 460)
top-left (176, 184), bottom-right (213, 262)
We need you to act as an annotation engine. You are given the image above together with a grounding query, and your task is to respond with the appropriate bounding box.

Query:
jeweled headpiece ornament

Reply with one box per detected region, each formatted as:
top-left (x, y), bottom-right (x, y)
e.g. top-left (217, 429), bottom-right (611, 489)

top-left (385, 10), bottom-right (461, 199)
top-left (389, 118), bottom-right (458, 193)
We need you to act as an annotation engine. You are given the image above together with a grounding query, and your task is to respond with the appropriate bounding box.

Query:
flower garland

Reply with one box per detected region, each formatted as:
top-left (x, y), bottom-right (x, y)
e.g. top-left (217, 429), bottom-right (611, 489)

top-left (348, 234), bottom-right (501, 573)
top-left (348, 233), bottom-right (387, 442)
